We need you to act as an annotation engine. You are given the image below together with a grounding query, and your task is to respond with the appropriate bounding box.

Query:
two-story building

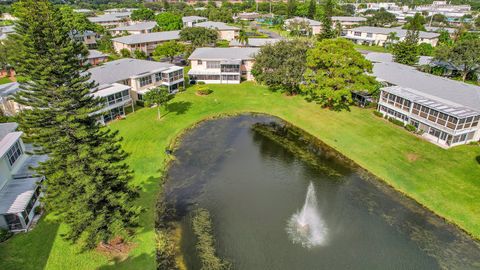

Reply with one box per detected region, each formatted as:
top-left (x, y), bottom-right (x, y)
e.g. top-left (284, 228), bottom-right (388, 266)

top-left (71, 30), bottom-right (100, 49)
top-left (88, 58), bottom-right (184, 112)
top-left (182, 16), bottom-right (208, 27)
top-left (188, 47), bottom-right (259, 84)
top-left (368, 53), bottom-right (480, 147)
top-left (195, 21), bottom-right (240, 41)
top-left (346, 26), bottom-right (440, 47)
top-left (110, 21), bottom-right (157, 36)
top-left (111, 30), bottom-right (180, 56)
top-left (0, 122), bottom-right (46, 232)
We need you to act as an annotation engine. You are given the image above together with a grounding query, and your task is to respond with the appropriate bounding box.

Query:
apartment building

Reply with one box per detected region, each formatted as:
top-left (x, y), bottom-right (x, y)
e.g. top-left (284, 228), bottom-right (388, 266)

top-left (182, 16), bottom-right (207, 27)
top-left (0, 123), bottom-right (46, 232)
top-left (71, 30), bottom-right (100, 48)
top-left (188, 47), bottom-right (259, 84)
top-left (368, 53), bottom-right (480, 148)
top-left (88, 58), bottom-right (184, 112)
top-left (195, 21), bottom-right (240, 41)
top-left (345, 26), bottom-right (440, 47)
top-left (110, 21), bottom-right (157, 36)
top-left (111, 30), bottom-right (180, 56)
top-left (331, 16), bottom-right (367, 28)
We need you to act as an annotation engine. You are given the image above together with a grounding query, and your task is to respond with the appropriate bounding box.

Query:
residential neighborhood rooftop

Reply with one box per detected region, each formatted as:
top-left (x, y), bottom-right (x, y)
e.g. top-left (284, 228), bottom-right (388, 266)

top-left (87, 50), bottom-right (107, 60)
top-left (331, 16), bottom-right (367, 22)
top-left (372, 61), bottom-right (480, 112)
top-left (88, 12), bottom-right (130, 23)
top-left (182, 16), bottom-right (207, 23)
top-left (350, 26), bottom-right (440, 39)
top-left (285, 17), bottom-right (322, 26)
top-left (0, 122), bottom-right (18, 140)
top-left (0, 82), bottom-right (20, 98)
top-left (195, 21), bottom-right (240, 30)
top-left (111, 30), bottom-right (180, 45)
top-left (110, 21), bottom-right (157, 32)
top-left (0, 177), bottom-right (41, 214)
top-left (229, 38), bottom-right (281, 47)
top-left (188, 47), bottom-right (260, 60)
top-left (88, 58), bottom-right (179, 85)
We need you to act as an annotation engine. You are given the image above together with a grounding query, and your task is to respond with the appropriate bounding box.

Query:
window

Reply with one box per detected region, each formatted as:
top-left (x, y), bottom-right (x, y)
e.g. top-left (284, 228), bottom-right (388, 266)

top-left (197, 60), bottom-right (202, 65)
top-left (206, 61), bottom-right (220, 69)
top-left (6, 141), bottom-right (23, 167)
top-left (366, 33), bottom-right (373, 38)
top-left (155, 72), bottom-right (162, 82)
top-left (139, 75), bottom-right (152, 87)
top-left (354, 31), bottom-right (361, 36)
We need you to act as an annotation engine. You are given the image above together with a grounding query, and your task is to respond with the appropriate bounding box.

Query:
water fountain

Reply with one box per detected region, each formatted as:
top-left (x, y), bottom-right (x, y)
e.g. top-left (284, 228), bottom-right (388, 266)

top-left (287, 182), bottom-right (328, 248)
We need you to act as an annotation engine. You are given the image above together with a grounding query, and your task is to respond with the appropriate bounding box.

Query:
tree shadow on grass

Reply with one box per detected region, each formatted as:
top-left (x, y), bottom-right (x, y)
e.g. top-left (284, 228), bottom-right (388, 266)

top-left (164, 101), bottom-right (192, 117)
top-left (476, 155), bottom-right (480, 165)
top-left (96, 253), bottom-right (155, 270)
top-left (0, 216), bottom-right (60, 270)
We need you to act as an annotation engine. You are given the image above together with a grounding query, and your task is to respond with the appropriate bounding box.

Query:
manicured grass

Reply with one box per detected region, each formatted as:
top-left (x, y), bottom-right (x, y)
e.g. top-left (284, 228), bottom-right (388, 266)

top-left (1, 82), bottom-right (479, 269)
top-left (354, 44), bottom-right (390, 53)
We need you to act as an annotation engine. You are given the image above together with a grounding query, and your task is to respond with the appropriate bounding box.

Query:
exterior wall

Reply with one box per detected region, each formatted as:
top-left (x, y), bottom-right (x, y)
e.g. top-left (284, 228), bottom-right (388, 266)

top-left (0, 157), bottom-right (12, 191)
top-left (311, 25), bottom-right (322, 35)
top-left (346, 30), bottom-right (438, 46)
top-left (88, 57), bottom-right (108, 66)
top-left (377, 89), bottom-right (480, 147)
top-left (189, 58), bottom-right (255, 84)
top-left (219, 30), bottom-right (239, 41)
top-left (128, 70), bottom-right (185, 102)
top-left (113, 40), bottom-right (174, 56)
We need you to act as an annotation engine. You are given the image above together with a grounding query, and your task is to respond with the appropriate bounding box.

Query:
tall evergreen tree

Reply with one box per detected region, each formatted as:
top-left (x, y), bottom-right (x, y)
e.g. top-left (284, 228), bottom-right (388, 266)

top-left (11, 0), bottom-right (140, 248)
top-left (287, 0), bottom-right (297, 18)
top-left (392, 30), bottom-right (419, 66)
top-left (308, 0), bottom-right (316, 19)
top-left (318, 0), bottom-right (336, 40)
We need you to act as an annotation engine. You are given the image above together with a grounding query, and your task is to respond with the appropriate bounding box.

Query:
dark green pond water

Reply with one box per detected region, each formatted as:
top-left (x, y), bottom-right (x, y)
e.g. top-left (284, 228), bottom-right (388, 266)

top-left (164, 115), bottom-right (480, 270)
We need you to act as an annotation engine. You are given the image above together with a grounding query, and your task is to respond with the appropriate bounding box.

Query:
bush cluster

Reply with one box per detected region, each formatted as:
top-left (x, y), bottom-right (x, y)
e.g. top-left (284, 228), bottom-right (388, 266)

top-left (405, 124), bottom-right (416, 132)
top-left (373, 110), bottom-right (383, 117)
top-left (388, 117), bottom-right (405, 127)
top-left (0, 229), bottom-right (12, 243)
top-left (196, 85), bottom-right (213, 96)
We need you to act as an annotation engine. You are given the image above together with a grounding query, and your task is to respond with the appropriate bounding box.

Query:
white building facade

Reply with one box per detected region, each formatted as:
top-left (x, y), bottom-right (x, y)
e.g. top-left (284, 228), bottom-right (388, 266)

top-left (0, 123), bottom-right (45, 232)
top-left (188, 48), bottom-right (259, 84)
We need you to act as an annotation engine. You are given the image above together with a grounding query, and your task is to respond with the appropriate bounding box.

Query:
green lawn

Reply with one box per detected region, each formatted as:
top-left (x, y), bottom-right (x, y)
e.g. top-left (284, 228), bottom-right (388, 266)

top-left (1, 82), bottom-right (479, 269)
top-left (354, 44), bottom-right (390, 53)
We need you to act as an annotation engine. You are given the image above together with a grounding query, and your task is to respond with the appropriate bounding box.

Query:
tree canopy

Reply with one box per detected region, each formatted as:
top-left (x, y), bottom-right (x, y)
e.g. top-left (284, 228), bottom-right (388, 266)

top-left (144, 86), bottom-right (174, 119)
top-left (318, 0), bottom-right (336, 40)
top-left (11, 0), bottom-right (140, 249)
top-left (179, 27), bottom-right (218, 47)
top-left (301, 38), bottom-right (378, 110)
top-left (434, 38), bottom-right (480, 81)
top-left (366, 8), bottom-right (397, 27)
top-left (131, 7), bottom-right (155, 21)
top-left (403, 13), bottom-right (426, 31)
top-left (155, 12), bottom-right (182, 31)
top-left (153, 40), bottom-right (185, 62)
top-left (251, 39), bottom-right (311, 95)
top-left (392, 31), bottom-right (419, 66)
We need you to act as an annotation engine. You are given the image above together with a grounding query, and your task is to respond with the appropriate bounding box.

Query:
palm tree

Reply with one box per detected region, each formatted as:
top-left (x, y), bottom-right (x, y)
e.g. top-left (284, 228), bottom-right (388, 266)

top-left (236, 28), bottom-right (249, 46)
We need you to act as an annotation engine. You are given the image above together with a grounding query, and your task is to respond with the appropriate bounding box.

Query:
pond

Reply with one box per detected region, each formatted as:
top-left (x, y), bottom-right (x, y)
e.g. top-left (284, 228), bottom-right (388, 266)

top-left (163, 114), bottom-right (480, 270)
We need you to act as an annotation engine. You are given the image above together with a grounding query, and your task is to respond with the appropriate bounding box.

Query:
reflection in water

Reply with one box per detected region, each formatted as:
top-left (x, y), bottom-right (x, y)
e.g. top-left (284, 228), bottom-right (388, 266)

top-left (287, 182), bottom-right (328, 248)
top-left (164, 114), bottom-right (480, 270)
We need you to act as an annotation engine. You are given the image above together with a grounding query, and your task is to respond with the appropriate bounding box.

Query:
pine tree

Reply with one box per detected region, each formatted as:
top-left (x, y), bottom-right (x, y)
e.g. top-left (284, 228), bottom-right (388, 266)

top-left (287, 0), bottom-right (297, 18)
top-left (392, 30), bottom-right (420, 66)
top-left (11, 0), bottom-right (140, 248)
top-left (318, 0), bottom-right (336, 40)
top-left (308, 0), bottom-right (317, 19)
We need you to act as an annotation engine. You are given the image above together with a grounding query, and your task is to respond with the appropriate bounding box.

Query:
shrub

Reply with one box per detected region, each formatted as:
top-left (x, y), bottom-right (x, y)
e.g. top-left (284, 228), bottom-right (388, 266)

top-left (197, 81), bottom-right (206, 85)
top-left (388, 117), bottom-right (405, 127)
top-left (405, 124), bottom-right (416, 132)
top-left (196, 85), bottom-right (213, 95)
top-left (373, 110), bottom-right (383, 117)
top-left (0, 229), bottom-right (12, 243)
top-left (34, 205), bottom-right (42, 215)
